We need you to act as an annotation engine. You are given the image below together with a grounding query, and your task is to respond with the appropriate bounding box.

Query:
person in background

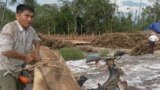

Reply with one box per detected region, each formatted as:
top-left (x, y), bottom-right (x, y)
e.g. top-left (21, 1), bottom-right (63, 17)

top-left (148, 32), bottom-right (159, 53)
top-left (0, 4), bottom-right (41, 90)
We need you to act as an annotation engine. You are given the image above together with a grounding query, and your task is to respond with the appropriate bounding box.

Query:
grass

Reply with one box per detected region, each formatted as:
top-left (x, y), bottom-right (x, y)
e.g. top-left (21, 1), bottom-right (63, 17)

top-left (59, 47), bottom-right (85, 61)
top-left (99, 49), bottom-right (109, 57)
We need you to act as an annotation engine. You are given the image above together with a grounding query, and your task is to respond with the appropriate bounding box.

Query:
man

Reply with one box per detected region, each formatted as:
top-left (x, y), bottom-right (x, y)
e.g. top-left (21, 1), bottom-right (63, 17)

top-left (148, 32), bottom-right (159, 53)
top-left (0, 4), bottom-right (41, 90)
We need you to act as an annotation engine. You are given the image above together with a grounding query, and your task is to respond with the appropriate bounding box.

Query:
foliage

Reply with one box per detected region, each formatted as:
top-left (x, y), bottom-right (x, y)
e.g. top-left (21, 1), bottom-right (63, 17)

top-left (59, 47), bottom-right (84, 61)
top-left (33, 4), bottom-right (58, 34)
top-left (1, 0), bottom-right (159, 33)
top-left (99, 49), bottom-right (109, 57)
top-left (0, 6), bottom-right (15, 29)
top-left (137, 0), bottom-right (160, 30)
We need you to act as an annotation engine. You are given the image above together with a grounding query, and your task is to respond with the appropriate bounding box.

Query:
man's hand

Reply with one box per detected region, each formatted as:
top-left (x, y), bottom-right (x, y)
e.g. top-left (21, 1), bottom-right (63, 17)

top-left (24, 55), bottom-right (34, 63)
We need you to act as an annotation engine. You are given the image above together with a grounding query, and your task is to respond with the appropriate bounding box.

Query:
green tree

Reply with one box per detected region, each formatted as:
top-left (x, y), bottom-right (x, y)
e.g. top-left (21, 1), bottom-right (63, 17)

top-left (0, 0), bottom-right (8, 29)
top-left (137, 0), bottom-right (160, 30)
top-left (81, 0), bottom-right (116, 34)
top-left (0, 0), bottom-right (15, 30)
top-left (58, 1), bottom-right (74, 35)
top-left (3, 0), bottom-right (146, 34)
top-left (33, 4), bottom-right (59, 34)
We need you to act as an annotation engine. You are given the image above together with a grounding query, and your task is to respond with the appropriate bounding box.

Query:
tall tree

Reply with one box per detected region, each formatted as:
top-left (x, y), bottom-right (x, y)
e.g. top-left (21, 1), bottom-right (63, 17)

top-left (0, 0), bottom-right (7, 29)
top-left (33, 4), bottom-right (59, 34)
top-left (83, 0), bottom-right (115, 34)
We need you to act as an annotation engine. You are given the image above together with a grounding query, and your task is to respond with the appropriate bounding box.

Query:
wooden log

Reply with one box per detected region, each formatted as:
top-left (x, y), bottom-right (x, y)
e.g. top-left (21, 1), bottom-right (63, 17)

top-left (33, 46), bottom-right (81, 90)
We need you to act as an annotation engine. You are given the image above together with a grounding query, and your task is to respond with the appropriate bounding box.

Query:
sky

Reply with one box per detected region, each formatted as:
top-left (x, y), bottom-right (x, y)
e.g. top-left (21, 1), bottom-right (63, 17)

top-left (112, 0), bottom-right (153, 19)
top-left (2, 0), bottom-right (154, 16)
top-left (114, 0), bottom-right (153, 14)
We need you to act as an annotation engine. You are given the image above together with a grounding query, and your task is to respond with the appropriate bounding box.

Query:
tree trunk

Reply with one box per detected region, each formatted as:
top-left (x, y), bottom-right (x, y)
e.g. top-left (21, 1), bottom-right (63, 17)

top-left (0, 0), bottom-right (7, 30)
top-left (47, 17), bottom-right (50, 35)
top-left (67, 22), bottom-right (70, 36)
top-left (138, 0), bottom-right (142, 23)
top-left (33, 46), bottom-right (81, 90)
top-left (80, 24), bottom-right (82, 36)
top-left (74, 16), bottom-right (77, 35)
top-left (54, 24), bottom-right (56, 35)
top-left (153, 0), bottom-right (158, 22)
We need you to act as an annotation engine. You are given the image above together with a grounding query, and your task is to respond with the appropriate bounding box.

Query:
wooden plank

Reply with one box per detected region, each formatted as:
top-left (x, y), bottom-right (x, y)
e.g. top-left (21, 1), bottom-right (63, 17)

top-left (65, 40), bottom-right (91, 45)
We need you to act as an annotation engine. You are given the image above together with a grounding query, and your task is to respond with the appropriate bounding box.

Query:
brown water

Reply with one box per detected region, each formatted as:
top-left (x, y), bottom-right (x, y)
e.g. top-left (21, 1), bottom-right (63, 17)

top-left (67, 52), bottom-right (160, 90)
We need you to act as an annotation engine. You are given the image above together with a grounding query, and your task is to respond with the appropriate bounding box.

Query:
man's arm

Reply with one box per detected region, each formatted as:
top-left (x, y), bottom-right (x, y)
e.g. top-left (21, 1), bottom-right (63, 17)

top-left (2, 50), bottom-right (33, 63)
top-left (2, 50), bottom-right (25, 60)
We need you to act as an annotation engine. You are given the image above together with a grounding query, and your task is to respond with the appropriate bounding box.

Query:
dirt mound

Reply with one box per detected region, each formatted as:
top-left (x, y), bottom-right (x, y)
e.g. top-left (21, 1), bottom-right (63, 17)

top-left (38, 34), bottom-right (94, 41)
top-left (38, 34), bottom-right (74, 49)
top-left (130, 40), bottom-right (160, 55)
top-left (92, 32), bottom-right (149, 49)
top-left (38, 33), bottom-right (95, 52)
top-left (38, 32), bottom-right (160, 55)
top-left (130, 40), bottom-right (150, 55)
top-left (92, 32), bottom-right (160, 55)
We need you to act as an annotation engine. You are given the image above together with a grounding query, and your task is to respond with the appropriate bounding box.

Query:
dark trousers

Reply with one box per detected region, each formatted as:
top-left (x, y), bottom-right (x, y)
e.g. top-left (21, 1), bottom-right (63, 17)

top-left (148, 41), bottom-right (155, 53)
top-left (0, 70), bottom-right (25, 90)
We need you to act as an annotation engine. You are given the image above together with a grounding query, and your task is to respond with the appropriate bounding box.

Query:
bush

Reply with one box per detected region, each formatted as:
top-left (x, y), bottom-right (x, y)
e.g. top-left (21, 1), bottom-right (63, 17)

top-left (99, 49), bottom-right (109, 57)
top-left (60, 47), bottom-right (84, 61)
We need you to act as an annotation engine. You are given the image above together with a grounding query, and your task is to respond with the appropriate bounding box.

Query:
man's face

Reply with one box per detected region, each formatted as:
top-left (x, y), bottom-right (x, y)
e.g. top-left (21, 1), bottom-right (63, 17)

top-left (16, 10), bottom-right (34, 29)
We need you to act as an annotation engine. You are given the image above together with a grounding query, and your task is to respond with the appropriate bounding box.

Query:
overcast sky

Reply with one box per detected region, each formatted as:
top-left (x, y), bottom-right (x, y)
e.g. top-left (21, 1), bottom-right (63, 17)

top-left (116, 0), bottom-right (153, 13)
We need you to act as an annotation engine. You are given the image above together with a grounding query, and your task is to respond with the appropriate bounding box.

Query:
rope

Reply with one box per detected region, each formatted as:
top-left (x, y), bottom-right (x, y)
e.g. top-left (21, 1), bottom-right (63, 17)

top-left (32, 58), bottom-right (72, 90)
top-left (17, 58), bottom-right (67, 72)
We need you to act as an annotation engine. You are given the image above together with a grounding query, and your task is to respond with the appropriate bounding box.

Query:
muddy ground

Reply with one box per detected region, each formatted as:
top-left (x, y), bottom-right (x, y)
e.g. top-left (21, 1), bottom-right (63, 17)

top-left (66, 51), bottom-right (160, 90)
top-left (116, 52), bottom-right (160, 90)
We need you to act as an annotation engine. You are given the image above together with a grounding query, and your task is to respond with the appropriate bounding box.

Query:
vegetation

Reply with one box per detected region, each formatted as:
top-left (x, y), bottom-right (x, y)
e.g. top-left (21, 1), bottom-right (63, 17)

top-left (59, 47), bottom-right (84, 61)
top-left (99, 49), bottom-right (109, 57)
top-left (0, 0), bottom-right (159, 34)
top-left (0, 2), bottom-right (15, 29)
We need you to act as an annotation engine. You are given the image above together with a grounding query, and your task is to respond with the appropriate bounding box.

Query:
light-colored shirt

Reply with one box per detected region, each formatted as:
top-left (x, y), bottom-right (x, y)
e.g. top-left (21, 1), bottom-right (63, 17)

top-left (149, 35), bottom-right (159, 42)
top-left (0, 20), bottom-right (40, 76)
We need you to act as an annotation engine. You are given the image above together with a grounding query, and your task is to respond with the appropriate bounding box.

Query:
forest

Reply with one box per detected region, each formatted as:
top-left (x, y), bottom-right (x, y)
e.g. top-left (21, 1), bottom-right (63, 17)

top-left (0, 0), bottom-right (159, 35)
